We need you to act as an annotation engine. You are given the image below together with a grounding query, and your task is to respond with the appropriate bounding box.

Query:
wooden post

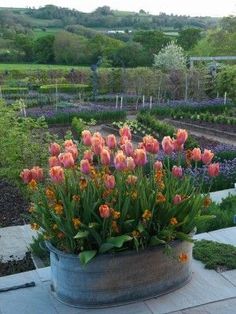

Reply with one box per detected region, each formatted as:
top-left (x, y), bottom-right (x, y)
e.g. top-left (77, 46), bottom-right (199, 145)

top-left (149, 96), bottom-right (152, 109)
top-left (224, 92), bottom-right (227, 105)
top-left (55, 79), bottom-right (58, 112)
top-left (115, 95), bottom-right (118, 109)
top-left (120, 96), bottom-right (123, 109)
top-left (184, 73), bottom-right (188, 102)
top-left (142, 95), bottom-right (145, 107)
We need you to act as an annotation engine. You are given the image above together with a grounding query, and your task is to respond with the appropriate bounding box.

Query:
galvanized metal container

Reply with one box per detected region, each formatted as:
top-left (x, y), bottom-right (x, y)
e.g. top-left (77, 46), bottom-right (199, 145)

top-left (46, 240), bottom-right (193, 308)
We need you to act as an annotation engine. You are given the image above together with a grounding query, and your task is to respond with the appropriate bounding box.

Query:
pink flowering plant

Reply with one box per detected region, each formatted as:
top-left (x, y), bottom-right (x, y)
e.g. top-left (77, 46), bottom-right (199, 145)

top-left (21, 127), bottom-right (219, 264)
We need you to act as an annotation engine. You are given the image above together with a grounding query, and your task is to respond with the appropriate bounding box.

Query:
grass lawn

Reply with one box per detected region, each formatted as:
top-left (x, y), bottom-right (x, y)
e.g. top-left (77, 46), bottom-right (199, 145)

top-left (0, 63), bottom-right (90, 71)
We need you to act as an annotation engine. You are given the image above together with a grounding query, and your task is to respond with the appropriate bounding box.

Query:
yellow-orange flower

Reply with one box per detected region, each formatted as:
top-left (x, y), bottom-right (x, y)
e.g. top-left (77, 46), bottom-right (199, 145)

top-left (179, 252), bottom-right (188, 263)
top-left (28, 204), bottom-right (35, 213)
top-left (52, 224), bottom-right (58, 230)
top-left (132, 230), bottom-right (140, 238)
top-left (31, 223), bottom-right (40, 230)
top-left (111, 221), bottom-right (119, 233)
top-left (54, 203), bottom-right (63, 215)
top-left (72, 218), bottom-right (81, 229)
top-left (46, 188), bottom-right (55, 200)
top-left (28, 179), bottom-right (38, 190)
top-left (156, 192), bottom-right (166, 203)
top-left (170, 217), bottom-right (178, 225)
top-left (79, 178), bottom-right (88, 190)
top-left (142, 210), bottom-right (152, 221)
top-left (111, 209), bottom-right (121, 220)
top-left (130, 191), bottom-right (138, 200)
top-left (203, 197), bottom-right (212, 208)
top-left (72, 195), bottom-right (81, 202)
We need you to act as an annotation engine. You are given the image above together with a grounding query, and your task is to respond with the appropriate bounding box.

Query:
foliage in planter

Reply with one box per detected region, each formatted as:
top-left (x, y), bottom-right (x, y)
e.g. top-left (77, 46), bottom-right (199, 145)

top-left (193, 240), bottom-right (236, 271)
top-left (39, 84), bottom-right (91, 94)
top-left (137, 113), bottom-right (198, 149)
top-left (45, 110), bottom-right (126, 125)
top-left (21, 126), bottom-right (219, 265)
top-left (196, 195), bottom-right (236, 233)
top-left (0, 100), bottom-right (53, 184)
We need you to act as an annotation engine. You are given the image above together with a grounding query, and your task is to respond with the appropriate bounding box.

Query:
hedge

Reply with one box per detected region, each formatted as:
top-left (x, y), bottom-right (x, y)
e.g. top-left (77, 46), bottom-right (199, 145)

top-left (39, 84), bottom-right (91, 94)
top-left (1, 86), bottom-right (28, 94)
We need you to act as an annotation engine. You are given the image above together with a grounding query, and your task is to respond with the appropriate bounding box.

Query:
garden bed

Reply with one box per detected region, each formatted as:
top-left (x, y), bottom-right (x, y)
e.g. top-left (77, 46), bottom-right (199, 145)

top-left (0, 180), bottom-right (29, 227)
top-left (0, 252), bottom-right (35, 277)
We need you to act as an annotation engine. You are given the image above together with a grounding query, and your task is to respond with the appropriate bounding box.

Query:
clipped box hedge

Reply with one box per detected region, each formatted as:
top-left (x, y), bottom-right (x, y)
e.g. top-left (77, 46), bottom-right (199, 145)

top-left (39, 84), bottom-right (91, 94)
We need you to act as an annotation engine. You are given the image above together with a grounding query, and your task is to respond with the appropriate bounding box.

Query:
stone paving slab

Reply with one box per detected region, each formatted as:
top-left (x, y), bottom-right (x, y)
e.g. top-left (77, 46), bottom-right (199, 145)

top-left (208, 227), bottom-right (236, 246)
top-left (145, 260), bottom-right (236, 314)
top-left (221, 270), bottom-right (236, 287)
top-left (210, 187), bottom-right (236, 203)
top-left (0, 225), bottom-right (36, 261)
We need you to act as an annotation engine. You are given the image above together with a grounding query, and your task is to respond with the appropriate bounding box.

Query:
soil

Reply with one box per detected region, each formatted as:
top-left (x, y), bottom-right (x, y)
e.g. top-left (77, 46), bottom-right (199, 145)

top-left (175, 118), bottom-right (236, 134)
top-left (0, 180), bottom-right (29, 227)
top-left (48, 124), bottom-right (73, 139)
top-left (191, 135), bottom-right (220, 149)
top-left (0, 252), bottom-right (35, 277)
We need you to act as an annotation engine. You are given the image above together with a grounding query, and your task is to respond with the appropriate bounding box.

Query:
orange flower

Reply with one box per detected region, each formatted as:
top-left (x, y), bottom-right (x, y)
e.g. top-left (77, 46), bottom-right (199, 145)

top-left (191, 148), bottom-right (201, 162)
top-left (54, 203), bottom-right (63, 215)
top-left (28, 179), bottom-right (38, 190)
top-left (203, 196), bottom-right (212, 208)
top-left (176, 129), bottom-right (188, 145)
top-left (99, 204), bottom-right (111, 218)
top-left (179, 252), bottom-right (188, 263)
top-left (31, 223), bottom-right (40, 230)
top-left (142, 210), bottom-right (152, 221)
top-left (132, 230), bottom-right (140, 238)
top-left (72, 195), bottom-right (81, 202)
top-left (208, 163), bottom-right (220, 177)
top-left (170, 217), bottom-right (178, 225)
top-left (79, 178), bottom-right (88, 190)
top-left (156, 192), bottom-right (166, 203)
top-left (130, 191), bottom-right (138, 200)
top-left (111, 209), bottom-right (121, 220)
top-left (28, 204), bottom-right (35, 213)
top-left (72, 218), bottom-right (81, 229)
top-left (202, 149), bottom-right (214, 165)
top-left (126, 175), bottom-right (138, 185)
top-left (46, 188), bottom-right (55, 200)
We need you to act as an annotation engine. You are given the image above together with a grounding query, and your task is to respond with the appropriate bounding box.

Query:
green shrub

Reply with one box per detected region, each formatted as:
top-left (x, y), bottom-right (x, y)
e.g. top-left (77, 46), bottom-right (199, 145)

top-left (1, 86), bottom-right (28, 94)
top-left (39, 84), bottom-right (91, 94)
top-left (71, 117), bottom-right (86, 140)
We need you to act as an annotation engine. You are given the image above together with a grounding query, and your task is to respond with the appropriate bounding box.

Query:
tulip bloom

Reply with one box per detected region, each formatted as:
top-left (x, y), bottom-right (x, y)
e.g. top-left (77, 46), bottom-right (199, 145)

top-left (91, 136), bottom-right (103, 155)
top-left (122, 140), bottom-right (134, 156)
top-left (20, 169), bottom-right (32, 184)
top-left (59, 152), bottom-right (75, 168)
top-left (83, 150), bottom-right (93, 163)
top-left (154, 161), bottom-right (163, 171)
top-left (106, 134), bottom-right (117, 149)
top-left (172, 166), bottom-right (183, 178)
top-left (99, 204), bottom-right (111, 218)
top-left (31, 166), bottom-right (43, 182)
top-left (126, 157), bottom-right (136, 171)
top-left (208, 163), bottom-right (220, 177)
top-left (49, 156), bottom-right (60, 168)
top-left (173, 139), bottom-right (184, 152)
top-left (80, 159), bottom-right (91, 175)
top-left (114, 150), bottom-right (127, 171)
top-left (65, 145), bottom-right (78, 160)
top-left (104, 174), bottom-right (116, 189)
top-left (133, 149), bottom-right (147, 166)
top-left (49, 143), bottom-right (60, 156)
top-left (119, 126), bottom-right (132, 140)
top-left (176, 129), bottom-right (188, 145)
top-left (162, 136), bottom-right (174, 155)
top-left (64, 139), bottom-right (74, 148)
top-left (143, 135), bottom-right (159, 154)
top-left (100, 148), bottom-right (111, 166)
top-left (202, 149), bottom-right (214, 165)
top-left (82, 130), bottom-right (92, 146)
top-left (49, 166), bottom-right (65, 183)
top-left (191, 148), bottom-right (201, 162)
top-left (126, 175), bottom-right (138, 185)
top-left (173, 194), bottom-right (182, 204)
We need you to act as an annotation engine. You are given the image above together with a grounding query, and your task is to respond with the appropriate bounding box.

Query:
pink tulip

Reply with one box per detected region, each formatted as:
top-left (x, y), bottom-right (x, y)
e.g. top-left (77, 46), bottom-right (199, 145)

top-left (119, 126), bottom-right (132, 140)
top-left (172, 166), bottom-right (183, 178)
top-left (176, 129), bottom-right (188, 145)
top-left (126, 175), bottom-right (138, 185)
top-left (122, 140), bottom-right (134, 156)
top-left (120, 136), bottom-right (129, 146)
top-left (49, 166), bottom-right (65, 184)
top-left (99, 204), bottom-right (111, 218)
top-left (191, 148), bottom-right (201, 162)
top-left (173, 194), bottom-right (182, 204)
top-left (20, 169), bottom-right (32, 184)
top-left (91, 136), bottom-right (103, 155)
top-left (83, 150), bottom-right (94, 163)
top-left (49, 156), bottom-right (61, 168)
top-left (162, 136), bottom-right (174, 155)
top-left (126, 157), bottom-right (136, 170)
top-left (202, 149), bottom-right (214, 165)
top-left (208, 163), bottom-right (220, 177)
top-left (173, 139), bottom-right (184, 152)
top-left (133, 149), bottom-right (147, 166)
top-left (106, 134), bottom-right (117, 149)
top-left (58, 152), bottom-right (75, 168)
top-left (154, 161), bottom-right (163, 171)
top-left (82, 130), bottom-right (92, 146)
top-left (100, 148), bottom-right (111, 166)
top-left (64, 139), bottom-right (74, 148)
top-left (80, 159), bottom-right (91, 175)
top-left (143, 135), bottom-right (159, 154)
top-left (104, 174), bottom-right (116, 189)
top-left (65, 145), bottom-right (78, 160)
top-left (114, 150), bottom-right (127, 171)
top-left (31, 166), bottom-right (43, 182)
top-left (138, 142), bottom-right (145, 149)
top-left (49, 143), bottom-right (60, 156)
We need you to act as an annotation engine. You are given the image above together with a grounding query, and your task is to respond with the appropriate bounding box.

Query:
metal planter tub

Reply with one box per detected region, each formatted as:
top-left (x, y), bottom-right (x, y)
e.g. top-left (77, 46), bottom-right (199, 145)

top-left (46, 240), bottom-right (193, 308)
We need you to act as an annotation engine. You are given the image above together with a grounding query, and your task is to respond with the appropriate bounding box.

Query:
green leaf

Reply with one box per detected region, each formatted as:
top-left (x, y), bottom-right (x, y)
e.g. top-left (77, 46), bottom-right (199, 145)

top-left (137, 222), bottom-right (145, 233)
top-left (107, 235), bottom-right (132, 248)
top-left (99, 243), bottom-right (114, 253)
top-left (74, 231), bottom-right (89, 239)
top-left (79, 250), bottom-right (97, 265)
top-left (150, 236), bottom-right (166, 246)
top-left (194, 215), bottom-right (216, 223)
top-left (176, 232), bottom-right (194, 243)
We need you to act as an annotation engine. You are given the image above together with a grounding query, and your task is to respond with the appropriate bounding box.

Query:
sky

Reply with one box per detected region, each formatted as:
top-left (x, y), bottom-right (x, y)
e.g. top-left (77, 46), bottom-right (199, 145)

top-left (0, 0), bottom-right (236, 17)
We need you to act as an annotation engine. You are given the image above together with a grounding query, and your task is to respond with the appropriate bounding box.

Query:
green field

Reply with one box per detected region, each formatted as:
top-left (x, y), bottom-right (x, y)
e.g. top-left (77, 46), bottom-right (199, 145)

top-left (0, 63), bottom-right (90, 71)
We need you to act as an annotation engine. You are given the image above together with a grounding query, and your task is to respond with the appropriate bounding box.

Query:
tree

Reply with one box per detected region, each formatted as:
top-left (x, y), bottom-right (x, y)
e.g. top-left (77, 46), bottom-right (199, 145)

top-left (33, 35), bottom-right (55, 64)
top-left (153, 42), bottom-right (186, 71)
top-left (177, 28), bottom-right (201, 50)
top-left (14, 34), bottom-right (34, 62)
top-left (133, 30), bottom-right (169, 55)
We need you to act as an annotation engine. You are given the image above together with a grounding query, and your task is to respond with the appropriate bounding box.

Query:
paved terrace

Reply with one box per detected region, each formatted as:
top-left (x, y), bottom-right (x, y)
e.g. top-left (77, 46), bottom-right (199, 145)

top-left (0, 227), bottom-right (236, 314)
